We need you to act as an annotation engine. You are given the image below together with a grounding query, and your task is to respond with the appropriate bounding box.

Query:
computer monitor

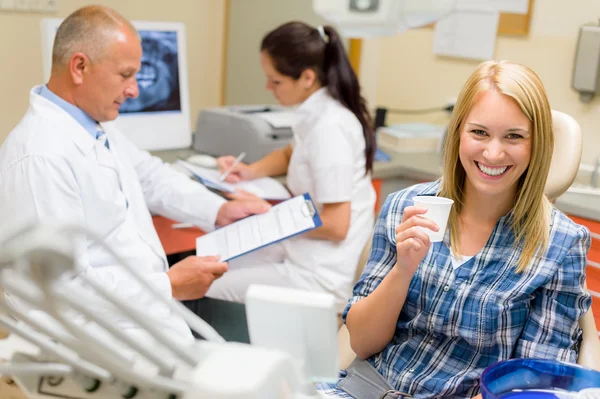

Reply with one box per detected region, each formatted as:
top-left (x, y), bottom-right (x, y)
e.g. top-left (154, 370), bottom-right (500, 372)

top-left (40, 19), bottom-right (192, 151)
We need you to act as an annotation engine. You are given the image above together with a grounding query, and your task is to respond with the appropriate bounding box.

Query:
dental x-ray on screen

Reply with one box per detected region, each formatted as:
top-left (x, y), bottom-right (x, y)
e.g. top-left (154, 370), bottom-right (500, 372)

top-left (41, 20), bottom-right (192, 151)
top-left (119, 30), bottom-right (181, 114)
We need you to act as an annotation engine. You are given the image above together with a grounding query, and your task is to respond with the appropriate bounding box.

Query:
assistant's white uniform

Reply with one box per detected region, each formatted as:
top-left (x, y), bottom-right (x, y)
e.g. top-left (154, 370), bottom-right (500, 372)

top-left (0, 86), bottom-right (227, 343)
top-left (207, 88), bottom-right (376, 310)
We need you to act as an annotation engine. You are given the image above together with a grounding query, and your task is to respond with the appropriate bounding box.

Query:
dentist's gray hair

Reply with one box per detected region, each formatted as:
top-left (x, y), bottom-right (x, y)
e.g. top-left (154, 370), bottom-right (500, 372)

top-left (52, 5), bottom-right (139, 70)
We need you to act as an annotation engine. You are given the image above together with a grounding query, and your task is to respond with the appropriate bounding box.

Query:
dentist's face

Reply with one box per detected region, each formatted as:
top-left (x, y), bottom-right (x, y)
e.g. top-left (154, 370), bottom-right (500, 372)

top-left (260, 51), bottom-right (308, 106)
top-left (77, 28), bottom-right (141, 122)
top-left (459, 90), bottom-right (532, 201)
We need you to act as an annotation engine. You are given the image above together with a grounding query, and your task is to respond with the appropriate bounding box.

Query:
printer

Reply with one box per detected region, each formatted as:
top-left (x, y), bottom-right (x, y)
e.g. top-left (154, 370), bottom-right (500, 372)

top-left (193, 105), bottom-right (297, 163)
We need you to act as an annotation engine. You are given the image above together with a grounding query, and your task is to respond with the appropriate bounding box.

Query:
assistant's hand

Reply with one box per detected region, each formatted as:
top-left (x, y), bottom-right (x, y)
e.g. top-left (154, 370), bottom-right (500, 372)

top-left (215, 198), bottom-right (271, 227)
top-left (167, 256), bottom-right (228, 301)
top-left (394, 206), bottom-right (439, 276)
top-left (216, 156), bottom-right (256, 183)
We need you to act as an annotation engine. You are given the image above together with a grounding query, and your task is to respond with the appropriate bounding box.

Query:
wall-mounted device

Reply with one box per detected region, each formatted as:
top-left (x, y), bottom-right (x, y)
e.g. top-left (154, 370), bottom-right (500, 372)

top-left (572, 20), bottom-right (600, 103)
top-left (312, 0), bottom-right (456, 37)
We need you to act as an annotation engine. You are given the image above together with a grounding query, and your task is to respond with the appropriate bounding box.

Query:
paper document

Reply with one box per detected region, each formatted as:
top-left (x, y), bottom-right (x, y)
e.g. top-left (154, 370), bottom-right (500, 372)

top-left (378, 123), bottom-right (446, 152)
top-left (196, 193), bottom-right (322, 261)
top-left (433, 10), bottom-right (499, 61)
top-left (381, 123), bottom-right (446, 138)
top-left (456, 0), bottom-right (529, 14)
top-left (175, 160), bottom-right (291, 200)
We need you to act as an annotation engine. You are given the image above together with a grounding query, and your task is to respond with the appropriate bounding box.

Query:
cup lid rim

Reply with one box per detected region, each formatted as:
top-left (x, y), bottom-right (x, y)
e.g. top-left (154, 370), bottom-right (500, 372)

top-left (413, 195), bottom-right (454, 204)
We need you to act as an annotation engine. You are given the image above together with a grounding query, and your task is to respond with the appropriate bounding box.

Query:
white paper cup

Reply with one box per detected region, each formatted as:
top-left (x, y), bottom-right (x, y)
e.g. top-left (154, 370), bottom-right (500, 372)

top-left (412, 196), bottom-right (454, 242)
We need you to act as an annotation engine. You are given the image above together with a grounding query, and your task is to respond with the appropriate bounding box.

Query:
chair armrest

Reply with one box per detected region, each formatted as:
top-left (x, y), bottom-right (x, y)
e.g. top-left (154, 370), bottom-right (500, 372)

top-left (337, 324), bottom-right (357, 370)
top-left (578, 306), bottom-right (600, 371)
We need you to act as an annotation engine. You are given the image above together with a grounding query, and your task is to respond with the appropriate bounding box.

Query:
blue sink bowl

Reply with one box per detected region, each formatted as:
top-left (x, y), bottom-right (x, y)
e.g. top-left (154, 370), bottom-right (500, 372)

top-left (480, 358), bottom-right (600, 399)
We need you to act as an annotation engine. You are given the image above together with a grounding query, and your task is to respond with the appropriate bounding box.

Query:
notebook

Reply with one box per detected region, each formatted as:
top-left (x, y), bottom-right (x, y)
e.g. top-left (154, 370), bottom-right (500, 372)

top-left (175, 160), bottom-right (291, 201)
top-left (196, 193), bottom-right (322, 261)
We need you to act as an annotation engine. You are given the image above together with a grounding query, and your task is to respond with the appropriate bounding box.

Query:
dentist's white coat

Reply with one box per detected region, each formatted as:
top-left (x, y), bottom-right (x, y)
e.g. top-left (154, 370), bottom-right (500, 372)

top-left (0, 86), bottom-right (226, 342)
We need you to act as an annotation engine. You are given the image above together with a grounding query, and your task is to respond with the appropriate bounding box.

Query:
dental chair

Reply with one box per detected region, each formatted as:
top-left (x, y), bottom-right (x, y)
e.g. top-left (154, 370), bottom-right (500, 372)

top-left (337, 110), bottom-right (600, 371)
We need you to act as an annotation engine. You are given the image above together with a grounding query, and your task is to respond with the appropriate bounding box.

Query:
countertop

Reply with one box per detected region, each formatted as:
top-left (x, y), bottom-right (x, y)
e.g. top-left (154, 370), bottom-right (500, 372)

top-left (554, 191), bottom-right (600, 222)
top-left (151, 147), bottom-right (600, 222)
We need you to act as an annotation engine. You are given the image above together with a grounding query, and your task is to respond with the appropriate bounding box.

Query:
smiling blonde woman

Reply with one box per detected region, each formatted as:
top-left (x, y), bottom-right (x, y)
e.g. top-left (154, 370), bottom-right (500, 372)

top-left (318, 60), bottom-right (591, 399)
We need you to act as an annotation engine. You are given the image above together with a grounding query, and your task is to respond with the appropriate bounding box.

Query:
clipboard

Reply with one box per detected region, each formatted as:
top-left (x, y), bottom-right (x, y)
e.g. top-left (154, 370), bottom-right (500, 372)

top-left (196, 193), bottom-right (322, 262)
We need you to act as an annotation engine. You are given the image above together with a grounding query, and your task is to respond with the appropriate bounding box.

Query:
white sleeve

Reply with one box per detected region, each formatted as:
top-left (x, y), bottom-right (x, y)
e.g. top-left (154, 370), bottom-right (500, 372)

top-left (0, 155), bottom-right (173, 312)
top-left (306, 121), bottom-right (354, 204)
top-left (120, 136), bottom-right (226, 232)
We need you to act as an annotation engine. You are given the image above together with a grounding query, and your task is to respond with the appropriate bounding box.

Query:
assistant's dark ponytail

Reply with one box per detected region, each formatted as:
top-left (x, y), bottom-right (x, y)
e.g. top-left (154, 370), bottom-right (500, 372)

top-left (320, 26), bottom-right (374, 174)
top-left (261, 22), bottom-right (375, 174)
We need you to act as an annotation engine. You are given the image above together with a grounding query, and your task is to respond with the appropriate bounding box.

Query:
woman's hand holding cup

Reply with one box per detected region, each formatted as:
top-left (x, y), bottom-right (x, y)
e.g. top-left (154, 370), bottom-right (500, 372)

top-left (394, 206), bottom-right (439, 276)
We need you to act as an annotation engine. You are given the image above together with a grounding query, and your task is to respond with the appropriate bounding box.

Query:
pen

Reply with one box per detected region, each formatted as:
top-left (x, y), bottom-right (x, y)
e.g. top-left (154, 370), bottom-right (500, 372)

top-left (172, 222), bottom-right (195, 229)
top-left (220, 152), bottom-right (246, 182)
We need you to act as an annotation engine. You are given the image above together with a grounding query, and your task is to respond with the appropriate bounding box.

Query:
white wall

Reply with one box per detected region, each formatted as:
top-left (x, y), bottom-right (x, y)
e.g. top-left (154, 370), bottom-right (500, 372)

top-left (360, 0), bottom-right (600, 165)
top-left (225, 0), bottom-right (329, 105)
top-left (3, 1), bottom-right (599, 166)
top-left (0, 0), bottom-right (227, 145)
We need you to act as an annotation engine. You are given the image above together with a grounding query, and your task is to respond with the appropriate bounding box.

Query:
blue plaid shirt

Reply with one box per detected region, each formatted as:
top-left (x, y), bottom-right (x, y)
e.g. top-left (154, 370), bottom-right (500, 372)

top-left (318, 181), bottom-right (591, 398)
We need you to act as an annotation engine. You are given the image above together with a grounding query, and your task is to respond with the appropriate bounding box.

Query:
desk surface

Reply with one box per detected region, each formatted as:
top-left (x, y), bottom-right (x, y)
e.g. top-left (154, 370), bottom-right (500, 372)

top-left (150, 146), bottom-right (600, 223)
top-left (150, 146), bottom-right (443, 182)
top-left (152, 216), bottom-right (204, 255)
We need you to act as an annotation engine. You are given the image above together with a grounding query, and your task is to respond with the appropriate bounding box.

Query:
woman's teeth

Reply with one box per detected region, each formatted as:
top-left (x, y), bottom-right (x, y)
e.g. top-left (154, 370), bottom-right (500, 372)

top-left (477, 162), bottom-right (508, 176)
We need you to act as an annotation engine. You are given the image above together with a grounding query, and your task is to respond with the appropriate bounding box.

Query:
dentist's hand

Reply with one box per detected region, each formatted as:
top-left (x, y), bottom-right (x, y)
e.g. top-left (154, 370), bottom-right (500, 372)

top-left (224, 189), bottom-right (263, 201)
top-left (394, 206), bottom-right (438, 276)
top-left (168, 256), bottom-right (228, 301)
top-left (217, 156), bottom-right (257, 183)
top-left (215, 198), bottom-right (271, 227)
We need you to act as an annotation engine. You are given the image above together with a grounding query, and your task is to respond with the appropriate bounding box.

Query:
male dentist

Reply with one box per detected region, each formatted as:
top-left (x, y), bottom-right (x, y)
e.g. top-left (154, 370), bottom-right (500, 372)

top-left (0, 5), bottom-right (269, 341)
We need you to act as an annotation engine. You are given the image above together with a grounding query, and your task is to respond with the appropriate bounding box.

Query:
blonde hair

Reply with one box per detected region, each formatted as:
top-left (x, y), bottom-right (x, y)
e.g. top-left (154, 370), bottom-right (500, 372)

top-left (52, 5), bottom-right (138, 70)
top-left (439, 60), bottom-right (554, 272)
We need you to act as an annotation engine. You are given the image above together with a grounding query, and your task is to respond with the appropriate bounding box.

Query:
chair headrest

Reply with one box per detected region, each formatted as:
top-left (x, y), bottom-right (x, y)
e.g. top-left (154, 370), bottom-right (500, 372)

top-left (545, 110), bottom-right (582, 200)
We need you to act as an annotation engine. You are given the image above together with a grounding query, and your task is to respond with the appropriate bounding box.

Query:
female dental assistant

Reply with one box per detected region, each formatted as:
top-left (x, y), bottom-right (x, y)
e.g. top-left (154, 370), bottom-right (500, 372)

top-left (207, 22), bottom-right (376, 310)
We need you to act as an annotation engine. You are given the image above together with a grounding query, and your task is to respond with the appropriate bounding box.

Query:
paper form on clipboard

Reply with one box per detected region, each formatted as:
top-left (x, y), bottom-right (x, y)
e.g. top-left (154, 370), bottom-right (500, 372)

top-left (196, 193), bottom-right (321, 261)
